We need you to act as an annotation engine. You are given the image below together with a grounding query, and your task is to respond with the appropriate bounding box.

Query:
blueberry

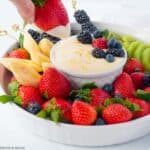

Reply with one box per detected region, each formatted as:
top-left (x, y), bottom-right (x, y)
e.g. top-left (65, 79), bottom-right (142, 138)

top-left (74, 10), bottom-right (90, 24)
top-left (115, 49), bottom-right (125, 57)
top-left (81, 22), bottom-right (98, 34)
top-left (27, 102), bottom-right (41, 114)
top-left (41, 32), bottom-right (60, 44)
top-left (143, 73), bottom-right (150, 87)
top-left (93, 30), bottom-right (102, 39)
top-left (105, 54), bottom-right (115, 62)
top-left (77, 31), bottom-right (92, 44)
top-left (92, 48), bottom-right (106, 58)
top-left (95, 118), bottom-right (106, 125)
top-left (115, 42), bottom-right (122, 49)
top-left (103, 84), bottom-right (113, 94)
top-left (107, 38), bottom-right (116, 48)
top-left (28, 29), bottom-right (41, 43)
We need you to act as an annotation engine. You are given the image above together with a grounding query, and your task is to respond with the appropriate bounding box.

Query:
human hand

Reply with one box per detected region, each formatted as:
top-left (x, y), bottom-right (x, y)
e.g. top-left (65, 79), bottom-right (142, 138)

top-left (10, 0), bottom-right (35, 23)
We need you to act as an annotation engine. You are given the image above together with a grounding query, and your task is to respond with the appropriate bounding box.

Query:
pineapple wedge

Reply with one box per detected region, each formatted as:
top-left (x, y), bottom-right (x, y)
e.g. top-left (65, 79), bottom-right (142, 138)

top-left (39, 38), bottom-right (53, 57)
top-left (0, 58), bottom-right (41, 87)
top-left (23, 32), bottom-right (49, 65)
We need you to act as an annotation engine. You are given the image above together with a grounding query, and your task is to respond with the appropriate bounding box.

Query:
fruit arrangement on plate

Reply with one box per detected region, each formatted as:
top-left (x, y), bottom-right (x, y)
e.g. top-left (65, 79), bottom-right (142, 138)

top-left (0, 2), bottom-right (150, 127)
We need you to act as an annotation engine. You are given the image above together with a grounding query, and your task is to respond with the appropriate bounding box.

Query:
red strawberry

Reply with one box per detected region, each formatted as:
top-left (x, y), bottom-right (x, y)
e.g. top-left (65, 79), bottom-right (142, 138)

top-left (39, 68), bottom-right (71, 99)
top-left (128, 98), bottom-right (150, 118)
top-left (72, 101), bottom-right (97, 125)
top-left (9, 48), bottom-right (30, 59)
top-left (35, 0), bottom-right (69, 31)
top-left (42, 98), bottom-right (72, 122)
top-left (123, 58), bottom-right (144, 74)
top-left (114, 72), bottom-right (136, 98)
top-left (90, 88), bottom-right (111, 106)
top-left (18, 85), bottom-right (43, 108)
top-left (131, 72), bottom-right (144, 89)
top-left (102, 104), bottom-right (133, 124)
top-left (144, 87), bottom-right (150, 92)
top-left (92, 38), bottom-right (107, 49)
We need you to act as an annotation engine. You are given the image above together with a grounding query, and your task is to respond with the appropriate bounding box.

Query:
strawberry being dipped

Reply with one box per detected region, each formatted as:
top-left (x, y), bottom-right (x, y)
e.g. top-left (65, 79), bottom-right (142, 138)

top-left (114, 72), bottom-right (135, 98)
top-left (42, 98), bottom-right (72, 122)
top-left (72, 101), bottom-right (97, 125)
top-left (34, 0), bottom-right (70, 38)
top-left (39, 68), bottom-right (71, 99)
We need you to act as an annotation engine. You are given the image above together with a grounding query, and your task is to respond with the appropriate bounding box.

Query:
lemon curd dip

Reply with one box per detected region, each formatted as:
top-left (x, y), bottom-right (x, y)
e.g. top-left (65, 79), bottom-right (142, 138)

top-left (51, 36), bottom-right (127, 76)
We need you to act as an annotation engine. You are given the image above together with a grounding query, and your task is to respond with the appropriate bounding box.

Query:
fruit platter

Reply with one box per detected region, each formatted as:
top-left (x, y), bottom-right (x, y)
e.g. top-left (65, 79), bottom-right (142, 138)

top-left (0, 0), bottom-right (150, 147)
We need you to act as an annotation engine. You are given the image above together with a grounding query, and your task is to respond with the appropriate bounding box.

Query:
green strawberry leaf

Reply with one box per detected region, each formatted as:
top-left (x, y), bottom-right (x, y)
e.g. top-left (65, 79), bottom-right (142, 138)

top-left (0, 95), bottom-right (13, 104)
top-left (135, 89), bottom-right (150, 102)
top-left (80, 82), bottom-right (97, 90)
top-left (13, 96), bottom-right (23, 106)
top-left (8, 81), bottom-right (20, 97)
top-left (101, 29), bottom-right (109, 39)
top-left (32, 0), bottom-right (46, 7)
top-left (37, 110), bottom-right (47, 118)
top-left (19, 33), bottom-right (24, 48)
top-left (42, 91), bottom-right (49, 99)
top-left (50, 109), bottom-right (61, 123)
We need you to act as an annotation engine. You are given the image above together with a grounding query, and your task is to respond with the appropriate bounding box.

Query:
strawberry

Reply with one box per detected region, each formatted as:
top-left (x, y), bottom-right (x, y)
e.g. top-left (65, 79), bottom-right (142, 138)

top-left (123, 58), bottom-right (144, 74)
top-left (92, 38), bottom-right (107, 49)
top-left (18, 85), bottom-right (44, 108)
top-left (9, 48), bottom-right (30, 59)
top-left (34, 0), bottom-right (69, 31)
top-left (114, 72), bottom-right (136, 98)
top-left (90, 88), bottom-right (111, 106)
top-left (39, 68), bottom-right (71, 99)
top-left (131, 72), bottom-right (144, 89)
top-left (42, 98), bottom-right (72, 122)
top-left (71, 101), bottom-right (97, 125)
top-left (144, 87), bottom-right (150, 92)
top-left (102, 104), bottom-right (133, 124)
top-left (128, 98), bottom-right (150, 118)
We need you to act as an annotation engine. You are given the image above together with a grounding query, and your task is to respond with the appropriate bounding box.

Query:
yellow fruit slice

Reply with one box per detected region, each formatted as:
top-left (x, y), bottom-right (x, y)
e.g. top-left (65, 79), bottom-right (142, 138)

top-left (23, 32), bottom-right (49, 65)
top-left (39, 38), bottom-right (53, 57)
top-left (0, 58), bottom-right (41, 87)
top-left (42, 62), bottom-right (53, 72)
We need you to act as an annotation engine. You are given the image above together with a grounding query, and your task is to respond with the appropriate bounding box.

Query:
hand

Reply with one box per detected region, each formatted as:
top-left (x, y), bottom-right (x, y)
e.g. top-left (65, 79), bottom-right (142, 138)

top-left (10, 0), bottom-right (35, 23)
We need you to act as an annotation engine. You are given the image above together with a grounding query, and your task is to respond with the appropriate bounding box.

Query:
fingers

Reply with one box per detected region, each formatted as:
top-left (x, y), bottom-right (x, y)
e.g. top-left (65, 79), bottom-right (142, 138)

top-left (10, 0), bottom-right (35, 23)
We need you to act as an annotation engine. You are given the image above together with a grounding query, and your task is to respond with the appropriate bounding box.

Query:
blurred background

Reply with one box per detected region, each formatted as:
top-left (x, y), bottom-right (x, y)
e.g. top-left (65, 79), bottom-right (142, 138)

top-left (0, 0), bottom-right (150, 149)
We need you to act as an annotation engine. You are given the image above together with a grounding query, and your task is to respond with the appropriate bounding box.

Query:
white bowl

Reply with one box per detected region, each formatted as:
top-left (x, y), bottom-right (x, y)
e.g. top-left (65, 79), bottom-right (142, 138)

top-left (51, 36), bottom-right (127, 88)
top-left (1, 22), bottom-right (150, 147)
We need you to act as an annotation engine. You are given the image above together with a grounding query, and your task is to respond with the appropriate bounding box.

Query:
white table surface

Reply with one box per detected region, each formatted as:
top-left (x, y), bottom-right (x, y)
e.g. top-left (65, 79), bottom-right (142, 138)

top-left (0, 0), bottom-right (150, 150)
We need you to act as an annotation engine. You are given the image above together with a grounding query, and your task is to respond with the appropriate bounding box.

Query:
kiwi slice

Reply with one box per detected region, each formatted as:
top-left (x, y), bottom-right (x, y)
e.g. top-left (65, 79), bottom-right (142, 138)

top-left (142, 48), bottom-right (150, 71)
top-left (127, 41), bottom-right (141, 58)
top-left (122, 35), bottom-right (135, 43)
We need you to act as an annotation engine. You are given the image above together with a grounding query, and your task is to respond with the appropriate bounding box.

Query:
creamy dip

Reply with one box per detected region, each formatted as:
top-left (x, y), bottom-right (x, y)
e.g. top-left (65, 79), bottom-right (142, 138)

top-left (51, 36), bottom-right (125, 74)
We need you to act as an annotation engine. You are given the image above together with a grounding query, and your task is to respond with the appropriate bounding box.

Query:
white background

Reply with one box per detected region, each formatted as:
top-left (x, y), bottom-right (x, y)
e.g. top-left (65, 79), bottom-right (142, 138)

top-left (0, 0), bottom-right (150, 150)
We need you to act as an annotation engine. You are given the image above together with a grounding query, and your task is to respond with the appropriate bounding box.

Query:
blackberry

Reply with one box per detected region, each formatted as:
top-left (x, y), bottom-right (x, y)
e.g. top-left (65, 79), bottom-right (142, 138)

top-left (102, 84), bottom-right (113, 94)
top-left (143, 73), bottom-right (150, 87)
top-left (93, 30), bottom-right (102, 39)
top-left (95, 118), bottom-right (106, 125)
top-left (92, 48), bottom-right (106, 58)
top-left (81, 22), bottom-right (97, 34)
top-left (41, 32), bottom-right (60, 44)
top-left (77, 31), bottom-right (92, 44)
top-left (105, 54), bottom-right (115, 63)
top-left (28, 29), bottom-right (41, 43)
top-left (27, 102), bottom-right (41, 114)
top-left (115, 49), bottom-right (125, 57)
top-left (74, 10), bottom-right (90, 24)
top-left (107, 49), bottom-right (116, 56)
